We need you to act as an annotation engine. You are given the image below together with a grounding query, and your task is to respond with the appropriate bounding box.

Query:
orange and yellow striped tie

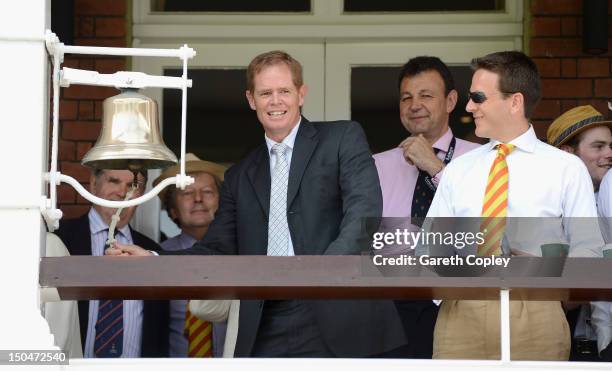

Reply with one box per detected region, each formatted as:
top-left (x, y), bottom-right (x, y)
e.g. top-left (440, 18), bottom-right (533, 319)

top-left (479, 143), bottom-right (515, 256)
top-left (184, 303), bottom-right (213, 357)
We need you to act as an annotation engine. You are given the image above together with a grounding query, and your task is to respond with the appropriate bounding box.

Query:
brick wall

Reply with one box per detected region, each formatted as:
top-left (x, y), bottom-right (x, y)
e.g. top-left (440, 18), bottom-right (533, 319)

top-left (57, 0), bottom-right (128, 218)
top-left (530, 0), bottom-right (612, 139)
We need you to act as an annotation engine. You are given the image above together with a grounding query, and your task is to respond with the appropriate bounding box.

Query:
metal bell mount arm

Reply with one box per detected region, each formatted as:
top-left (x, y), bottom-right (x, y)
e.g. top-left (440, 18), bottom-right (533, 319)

top-left (42, 30), bottom-right (196, 231)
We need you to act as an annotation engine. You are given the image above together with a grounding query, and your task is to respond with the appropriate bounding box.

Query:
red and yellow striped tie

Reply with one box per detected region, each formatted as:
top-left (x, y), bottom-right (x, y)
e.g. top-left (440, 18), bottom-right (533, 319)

top-left (184, 303), bottom-right (213, 357)
top-left (479, 143), bottom-right (515, 256)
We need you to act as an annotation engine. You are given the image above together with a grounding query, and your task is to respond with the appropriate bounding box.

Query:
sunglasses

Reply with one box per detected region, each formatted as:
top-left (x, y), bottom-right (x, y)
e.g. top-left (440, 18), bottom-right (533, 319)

top-left (468, 91), bottom-right (515, 104)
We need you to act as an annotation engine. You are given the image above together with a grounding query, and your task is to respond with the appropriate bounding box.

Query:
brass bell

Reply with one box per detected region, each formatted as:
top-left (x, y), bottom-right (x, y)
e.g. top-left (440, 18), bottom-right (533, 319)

top-left (82, 89), bottom-right (178, 171)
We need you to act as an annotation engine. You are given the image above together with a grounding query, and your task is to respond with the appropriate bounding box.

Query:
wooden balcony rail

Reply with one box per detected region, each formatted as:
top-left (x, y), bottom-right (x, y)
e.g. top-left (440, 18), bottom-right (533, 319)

top-left (39, 256), bottom-right (612, 301)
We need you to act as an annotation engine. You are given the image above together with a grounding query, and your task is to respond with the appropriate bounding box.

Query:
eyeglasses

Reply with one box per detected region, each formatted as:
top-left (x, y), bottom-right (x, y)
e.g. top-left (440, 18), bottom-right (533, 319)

top-left (467, 91), bottom-right (488, 104)
top-left (467, 91), bottom-right (515, 104)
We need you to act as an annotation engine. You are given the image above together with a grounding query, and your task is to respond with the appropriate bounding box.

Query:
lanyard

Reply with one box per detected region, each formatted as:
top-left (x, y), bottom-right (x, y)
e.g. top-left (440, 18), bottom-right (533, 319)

top-left (423, 136), bottom-right (456, 192)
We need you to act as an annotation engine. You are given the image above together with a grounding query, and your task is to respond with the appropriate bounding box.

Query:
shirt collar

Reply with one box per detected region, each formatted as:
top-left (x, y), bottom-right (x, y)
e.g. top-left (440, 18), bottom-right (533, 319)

top-left (488, 124), bottom-right (537, 154)
top-left (432, 128), bottom-right (454, 153)
top-left (88, 207), bottom-right (130, 238)
top-left (265, 117), bottom-right (301, 154)
top-left (178, 231), bottom-right (197, 247)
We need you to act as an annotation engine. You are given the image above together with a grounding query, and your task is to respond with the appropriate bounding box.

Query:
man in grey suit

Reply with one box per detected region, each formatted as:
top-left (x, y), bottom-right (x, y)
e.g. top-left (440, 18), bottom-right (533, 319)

top-left (111, 50), bottom-right (405, 357)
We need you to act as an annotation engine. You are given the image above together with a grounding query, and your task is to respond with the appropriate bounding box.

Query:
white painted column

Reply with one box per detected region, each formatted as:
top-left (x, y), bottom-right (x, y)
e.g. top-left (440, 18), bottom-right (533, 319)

top-left (0, 0), bottom-right (57, 352)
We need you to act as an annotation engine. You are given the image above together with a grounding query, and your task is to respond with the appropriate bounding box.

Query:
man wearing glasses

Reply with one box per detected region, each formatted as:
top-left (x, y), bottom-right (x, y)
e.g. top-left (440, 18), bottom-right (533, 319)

top-left (425, 51), bottom-right (603, 360)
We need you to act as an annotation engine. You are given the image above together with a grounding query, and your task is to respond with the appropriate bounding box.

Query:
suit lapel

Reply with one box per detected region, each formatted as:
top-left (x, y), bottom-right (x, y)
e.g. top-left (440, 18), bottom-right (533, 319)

top-left (287, 119), bottom-right (318, 208)
top-left (247, 145), bottom-right (271, 218)
top-left (72, 213), bottom-right (93, 256)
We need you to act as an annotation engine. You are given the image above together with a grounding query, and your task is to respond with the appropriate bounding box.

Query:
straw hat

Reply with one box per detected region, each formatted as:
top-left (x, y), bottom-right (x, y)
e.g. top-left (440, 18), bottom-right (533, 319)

top-left (153, 153), bottom-right (226, 207)
top-left (547, 105), bottom-right (612, 147)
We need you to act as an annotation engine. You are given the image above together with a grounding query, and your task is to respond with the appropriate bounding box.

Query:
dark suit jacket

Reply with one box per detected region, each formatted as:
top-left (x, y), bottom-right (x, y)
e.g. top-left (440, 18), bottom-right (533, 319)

top-left (55, 213), bottom-right (170, 358)
top-left (165, 119), bottom-right (406, 357)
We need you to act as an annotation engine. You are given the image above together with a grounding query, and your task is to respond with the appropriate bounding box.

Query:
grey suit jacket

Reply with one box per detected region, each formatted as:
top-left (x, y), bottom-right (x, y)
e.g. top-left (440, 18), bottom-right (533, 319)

top-left (166, 118), bottom-right (406, 357)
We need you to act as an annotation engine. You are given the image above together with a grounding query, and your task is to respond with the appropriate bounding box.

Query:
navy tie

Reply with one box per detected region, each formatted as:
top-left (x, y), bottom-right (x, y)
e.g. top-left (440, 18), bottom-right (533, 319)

top-left (94, 299), bottom-right (124, 357)
top-left (95, 228), bottom-right (123, 357)
top-left (411, 149), bottom-right (440, 226)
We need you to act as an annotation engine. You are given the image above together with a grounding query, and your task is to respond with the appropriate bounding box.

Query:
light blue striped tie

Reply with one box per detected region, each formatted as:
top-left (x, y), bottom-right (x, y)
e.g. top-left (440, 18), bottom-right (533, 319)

top-left (267, 143), bottom-right (291, 256)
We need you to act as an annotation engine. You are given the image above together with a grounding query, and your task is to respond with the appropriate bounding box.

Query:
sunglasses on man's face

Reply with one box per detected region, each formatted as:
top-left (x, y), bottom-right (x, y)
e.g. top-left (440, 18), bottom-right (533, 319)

top-left (468, 91), bottom-right (515, 104)
top-left (467, 91), bottom-right (488, 104)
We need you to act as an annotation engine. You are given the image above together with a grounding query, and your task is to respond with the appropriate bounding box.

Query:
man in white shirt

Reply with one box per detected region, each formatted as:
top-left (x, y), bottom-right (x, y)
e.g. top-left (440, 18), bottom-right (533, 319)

top-left (426, 51), bottom-right (603, 360)
top-left (547, 105), bottom-right (612, 361)
top-left (595, 170), bottom-right (612, 361)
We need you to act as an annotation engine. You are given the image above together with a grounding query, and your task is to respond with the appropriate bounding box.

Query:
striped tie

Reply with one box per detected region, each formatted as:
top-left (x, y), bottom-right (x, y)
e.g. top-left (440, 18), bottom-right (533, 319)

top-left (94, 299), bottom-right (124, 357)
top-left (479, 143), bottom-right (515, 256)
top-left (184, 303), bottom-right (213, 357)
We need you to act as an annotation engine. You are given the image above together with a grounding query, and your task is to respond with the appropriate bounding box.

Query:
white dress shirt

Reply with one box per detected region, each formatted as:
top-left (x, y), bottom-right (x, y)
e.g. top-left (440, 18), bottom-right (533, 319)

top-left (592, 170), bottom-right (612, 354)
top-left (598, 170), bottom-right (612, 243)
top-left (426, 125), bottom-right (603, 257)
top-left (263, 119), bottom-right (301, 256)
top-left (84, 208), bottom-right (144, 358)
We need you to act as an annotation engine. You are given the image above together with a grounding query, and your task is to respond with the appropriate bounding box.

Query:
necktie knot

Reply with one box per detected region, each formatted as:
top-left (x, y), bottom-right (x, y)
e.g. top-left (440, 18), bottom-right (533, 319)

top-left (271, 143), bottom-right (289, 158)
top-left (496, 143), bottom-right (515, 159)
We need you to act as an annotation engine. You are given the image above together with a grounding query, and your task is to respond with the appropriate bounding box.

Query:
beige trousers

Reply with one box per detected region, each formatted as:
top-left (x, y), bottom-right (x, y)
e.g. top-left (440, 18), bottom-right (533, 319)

top-left (433, 300), bottom-right (570, 360)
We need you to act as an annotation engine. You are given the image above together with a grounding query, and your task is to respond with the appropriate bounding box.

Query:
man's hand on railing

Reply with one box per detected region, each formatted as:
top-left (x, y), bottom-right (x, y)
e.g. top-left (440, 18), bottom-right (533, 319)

top-left (105, 243), bottom-right (154, 256)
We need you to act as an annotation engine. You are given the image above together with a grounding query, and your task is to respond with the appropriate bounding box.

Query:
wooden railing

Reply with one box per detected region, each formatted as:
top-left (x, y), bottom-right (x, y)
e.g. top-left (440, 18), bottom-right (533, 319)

top-left (39, 256), bottom-right (612, 301)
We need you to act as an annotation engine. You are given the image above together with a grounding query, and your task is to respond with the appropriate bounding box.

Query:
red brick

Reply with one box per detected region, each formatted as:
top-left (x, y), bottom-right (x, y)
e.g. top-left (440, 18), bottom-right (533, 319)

top-left (95, 17), bottom-right (126, 37)
top-left (59, 100), bottom-right (78, 120)
top-left (534, 58), bottom-right (560, 77)
top-left (62, 57), bottom-right (80, 69)
top-left (57, 183), bottom-right (76, 203)
top-left (77, 142), bottom-right (93, 159)
top-left (561, 99), bottom-right (579, 112)
top-left (62, 121), bottom-right (101, 141)
top-left (78, 101), bottom-right (94, 120)
top-left (94, 101), bottom-right (103, 120)
top-left (606, 39), bottom-right (612, 56)
top-left (76, 192), bottom-right (92, 205)
top-left (541, 79), bottom-right (592, 98)
top-left (74, 37), bottom-right (126, 48)
top-left (561, 59), bottom-right (577, 77)
top-left (59, 204), bottom-right (90, 219)
top-left (79, 58), bottom-right (95, 70)
top-left (76, 16), bottom-right (94, 37)
top-left (561, 17), bottom-right (577, 36)
top-left (531, 17), bottom-right (561, 36)
top-left (577, 99), bottom-right (610, 114)
top-left (532, 120), bottom-right (550, 141)
top-left (531, 0), bottom-right (581, 15)
top-left (64, 85), bottom-right (118, 100)
top-left (578, 58), bottom-right (609, 77)
top-left (61, 161), bottom-right (91, 182)
top-left (532, 99), bottom-right (561, 119)
top-left (595, 79), bottom-right (612, 96)
top-left (530, 38), bottom-right (581, 57)
top-left (95, 58), bottom-right (126, 74)
top-left (75, 0), bottom-right (126, 16)
top-left (59, 140), bottom-right (76, 161)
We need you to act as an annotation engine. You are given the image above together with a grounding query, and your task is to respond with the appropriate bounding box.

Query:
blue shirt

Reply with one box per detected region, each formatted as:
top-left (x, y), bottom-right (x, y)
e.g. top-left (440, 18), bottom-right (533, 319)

top-left (84, 208), bottom-right (143, 358)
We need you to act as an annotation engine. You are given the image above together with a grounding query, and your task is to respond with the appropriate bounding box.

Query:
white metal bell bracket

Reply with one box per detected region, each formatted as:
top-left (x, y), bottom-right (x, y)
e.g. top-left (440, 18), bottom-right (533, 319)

top-left (42, 30), bottom-right (195, 232)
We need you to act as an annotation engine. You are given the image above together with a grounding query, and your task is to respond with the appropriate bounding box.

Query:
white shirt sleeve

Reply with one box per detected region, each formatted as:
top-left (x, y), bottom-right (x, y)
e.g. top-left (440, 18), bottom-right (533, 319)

top-left (598, 170), bottom-right (612, 243)
top-left (591, 301), bottom-right (612, 354)
top-left (593, 171), bottom-right (612, 355)
top-left (562, 159), bottom-right (604, 257)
